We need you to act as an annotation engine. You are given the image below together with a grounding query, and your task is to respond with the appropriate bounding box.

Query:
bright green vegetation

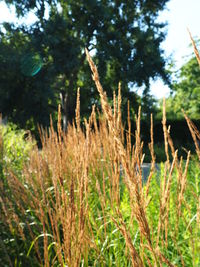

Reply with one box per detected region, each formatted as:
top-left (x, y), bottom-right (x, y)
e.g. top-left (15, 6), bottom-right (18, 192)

top-left (0, 122), bottom-right (34, 175)
top-left (159, 45), bottom-right (200, 120)
top-left (0, 122), bottom-right (36, 266)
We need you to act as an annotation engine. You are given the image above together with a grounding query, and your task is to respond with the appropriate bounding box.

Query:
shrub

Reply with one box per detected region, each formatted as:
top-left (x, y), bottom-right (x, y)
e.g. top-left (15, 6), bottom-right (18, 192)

top-left (0, 121), bottom-right (34, 175)
top-left (0, 120), bottom-right (36, 266)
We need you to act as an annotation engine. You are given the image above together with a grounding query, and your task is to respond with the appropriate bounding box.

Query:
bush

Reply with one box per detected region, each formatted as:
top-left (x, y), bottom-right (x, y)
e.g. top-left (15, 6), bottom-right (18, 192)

top-left (0, 121), bottom-right (36, 266)
top-left (0, 122), bottom-right (34, 175)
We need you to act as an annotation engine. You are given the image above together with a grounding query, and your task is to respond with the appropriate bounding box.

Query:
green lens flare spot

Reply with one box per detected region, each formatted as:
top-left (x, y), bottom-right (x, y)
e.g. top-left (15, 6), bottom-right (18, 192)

top-left (20, 53), bottom-right (43, 77)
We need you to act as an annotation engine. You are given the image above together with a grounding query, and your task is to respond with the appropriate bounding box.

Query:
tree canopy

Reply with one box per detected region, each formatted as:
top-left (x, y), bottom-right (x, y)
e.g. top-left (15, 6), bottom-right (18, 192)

top-left (162, 51), bottom-right (200, 119)
top-left (0, 0), bottom-right (170, 133)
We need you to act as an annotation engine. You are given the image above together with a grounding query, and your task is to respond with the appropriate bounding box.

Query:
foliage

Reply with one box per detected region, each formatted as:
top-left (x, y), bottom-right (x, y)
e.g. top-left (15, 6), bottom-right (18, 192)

top-left (0, 25), bottom-right (58, 135)
top-left (158, 50), bottom-right (200, 119)
top-left (0, 120), bottom-right (37, 266)
top-left (0, 0), bottom-right (170, 131)
top-left (0, 121), bottom-right (34, 175)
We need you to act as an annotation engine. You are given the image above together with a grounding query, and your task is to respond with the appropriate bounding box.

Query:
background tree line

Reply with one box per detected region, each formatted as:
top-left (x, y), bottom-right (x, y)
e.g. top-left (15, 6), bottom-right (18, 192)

top-left (161, 51), bottom-right (200, 120)
top-left (0, 0), bottom-right (170, 134)
top-left (0, 0), bottom-right (199, 144)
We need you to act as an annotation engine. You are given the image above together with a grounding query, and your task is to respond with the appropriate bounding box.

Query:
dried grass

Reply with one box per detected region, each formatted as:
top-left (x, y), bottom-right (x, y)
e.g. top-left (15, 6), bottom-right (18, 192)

top-left (188, 29), bottom-right (200, 66)
top-left (1, 49), bottom-right (200, 266)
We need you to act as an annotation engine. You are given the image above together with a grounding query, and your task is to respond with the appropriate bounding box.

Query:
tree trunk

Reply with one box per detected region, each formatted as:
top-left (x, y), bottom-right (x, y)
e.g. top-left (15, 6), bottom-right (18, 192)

top-left (60, 90), bottom-right (68, 132)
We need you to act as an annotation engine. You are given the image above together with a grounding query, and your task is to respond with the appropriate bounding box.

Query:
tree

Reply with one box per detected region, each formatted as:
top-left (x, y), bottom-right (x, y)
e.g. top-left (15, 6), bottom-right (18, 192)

top-left (0, 23), bottom-right (57, 136)
top-left (163, 52), bottom-right (200, 119)
top-left (0, 0), bottom-right (170, 131)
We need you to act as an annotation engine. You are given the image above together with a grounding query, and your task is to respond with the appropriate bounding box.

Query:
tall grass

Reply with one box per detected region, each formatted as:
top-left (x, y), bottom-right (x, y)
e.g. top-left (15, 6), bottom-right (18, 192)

top-left (1, 47), bottom-right (200, 266)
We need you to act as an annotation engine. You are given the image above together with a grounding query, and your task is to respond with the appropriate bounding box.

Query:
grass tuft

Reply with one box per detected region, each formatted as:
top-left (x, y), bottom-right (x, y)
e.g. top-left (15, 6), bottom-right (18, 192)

top-left (0, 50), bottom-right (200, 266)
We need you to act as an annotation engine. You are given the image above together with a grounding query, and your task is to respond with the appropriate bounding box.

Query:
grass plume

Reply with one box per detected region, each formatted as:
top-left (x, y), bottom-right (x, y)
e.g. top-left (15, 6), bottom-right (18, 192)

top-left (0, 50), bottom-right (200, 266)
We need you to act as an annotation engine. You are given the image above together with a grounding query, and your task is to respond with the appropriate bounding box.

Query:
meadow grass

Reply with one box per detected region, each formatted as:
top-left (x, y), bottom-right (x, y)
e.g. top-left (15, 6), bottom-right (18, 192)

top-left (1, 43), bottom-right (200, 266)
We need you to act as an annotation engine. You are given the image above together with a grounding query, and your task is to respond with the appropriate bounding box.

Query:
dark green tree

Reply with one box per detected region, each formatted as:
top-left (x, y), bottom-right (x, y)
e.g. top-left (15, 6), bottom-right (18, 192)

top-left (0, 0), bottom-right (170, 131)
top-left (0, 23), bottom-right (57, 136)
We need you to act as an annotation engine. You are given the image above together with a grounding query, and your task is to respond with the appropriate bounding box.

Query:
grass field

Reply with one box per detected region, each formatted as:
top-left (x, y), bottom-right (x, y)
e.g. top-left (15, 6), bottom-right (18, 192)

top-left (1, 45), bottom-right (200, 266)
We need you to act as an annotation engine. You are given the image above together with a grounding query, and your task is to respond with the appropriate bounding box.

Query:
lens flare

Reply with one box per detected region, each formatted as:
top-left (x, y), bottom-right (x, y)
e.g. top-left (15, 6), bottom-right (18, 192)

top-left (20, 53), bottom-right (43, 77)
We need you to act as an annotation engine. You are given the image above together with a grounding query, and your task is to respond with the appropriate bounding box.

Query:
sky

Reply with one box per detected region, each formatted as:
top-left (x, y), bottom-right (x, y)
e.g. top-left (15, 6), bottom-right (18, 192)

top-left (0, 0), bottom-right (200, 99)
top-left (151, 0), bottom-right (200, 98)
